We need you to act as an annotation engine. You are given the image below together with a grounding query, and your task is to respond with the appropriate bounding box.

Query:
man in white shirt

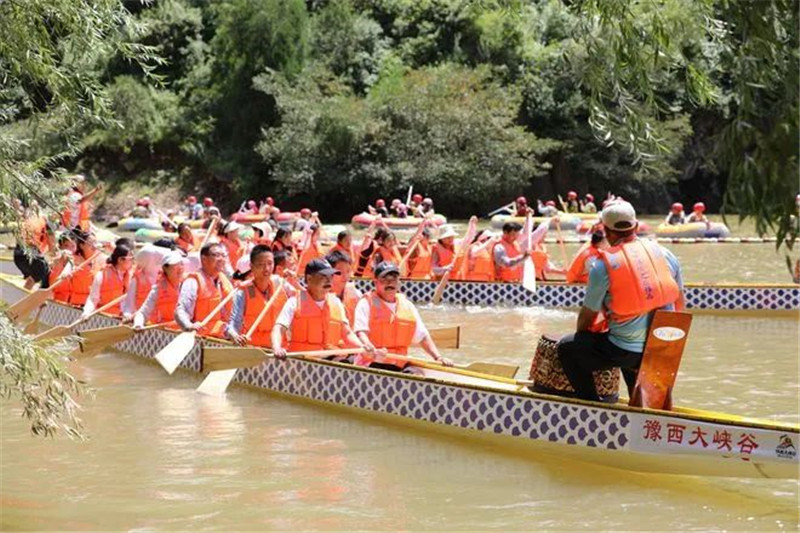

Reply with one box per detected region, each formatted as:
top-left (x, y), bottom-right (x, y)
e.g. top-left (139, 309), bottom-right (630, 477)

top-left (352, 262), bottom-right (452, 372)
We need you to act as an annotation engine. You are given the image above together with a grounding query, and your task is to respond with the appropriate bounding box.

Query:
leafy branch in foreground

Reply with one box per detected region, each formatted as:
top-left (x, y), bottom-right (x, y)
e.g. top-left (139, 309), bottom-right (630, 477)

top-left (0, 313), bottom-right (86, 438)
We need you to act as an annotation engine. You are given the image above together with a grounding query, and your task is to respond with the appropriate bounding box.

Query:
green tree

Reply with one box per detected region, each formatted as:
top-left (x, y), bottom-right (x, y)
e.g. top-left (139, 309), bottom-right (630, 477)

top-left (0, 0), bottom-right (158, 437)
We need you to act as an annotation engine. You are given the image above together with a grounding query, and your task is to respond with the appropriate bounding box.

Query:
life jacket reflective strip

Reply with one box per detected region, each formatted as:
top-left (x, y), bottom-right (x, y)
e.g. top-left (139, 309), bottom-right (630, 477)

top-left (566, 243), bottom-right (602, 284)
top-left (132, 269), bottom-right (151, 310)
top-left (287, 291), bottom-right (346, 351)
top-left (153, 274), bottom-right (180, 324)
top-left (341, 282), bottom-right (360, 325)
top-left (363, 292), bottom-right (417, 367)
top-left (600, 239), bottom-right (680, 323)
top-left (409, 241), bottom-right (433, 280)
top-left (69, 253), bottom-right (105, 306)
top-left (241, 279), bottom-right (287, 347)
top-left (222, 238), bottom-right (246, 270)
top-left (98, 265), bottom-right (131, 315)
top-left (49, 259), bottom-right (72, 302)
top-left (494, 240), bottom-right (523, 282)
top-left (466, 242), bottom-right (495, 282)
top-left (186, 271), bottom-right (233, 337)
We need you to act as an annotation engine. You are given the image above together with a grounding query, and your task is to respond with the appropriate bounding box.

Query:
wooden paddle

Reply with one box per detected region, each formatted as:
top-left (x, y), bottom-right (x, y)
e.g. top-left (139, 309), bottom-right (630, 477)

top-left (6, 250), bottom-right (102, 323)
top-left (522, 212), bottom-right (536, 292)
top-left (629, 310), bottom-right (693, 411)
top-left (195, 280), bottom-right (285, 394)
top-left (33, 293), bottom-right (127, 342)
top-left (487, 201), bottom-right (515, 218)
top-left (432, 216), bottom-right (478, 305)
top-left (398, 215), bottom-right (431, 275)
top-left (22, 304), bottom-right (46, 334)
top-left (72, 321), bottom-right (176, 357)
top-left (429, 325), bottom-right (460, 349)
top-left (198, 216), bottom-right (219, 249)
top-left (154, 282), bottom-right (241, 374)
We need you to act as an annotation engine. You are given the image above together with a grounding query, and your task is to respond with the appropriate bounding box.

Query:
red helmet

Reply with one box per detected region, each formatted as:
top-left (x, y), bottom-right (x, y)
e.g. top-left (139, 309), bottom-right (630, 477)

top-left (136, 198), bottom-right (146, 207)
top-left (516, 196), bottom-right (527, 205)
top-left (693, 202), bottom-right (706, 213)
top-left (376, 199), bottom-right (386, 208)
top-left (567, 190), bottom-right (578, 200)
top-left (266, 196), bottom-right (274, 206)
top-left (300, 207), bottom-right (312, 216)
top-left (585, 193), bottom-right (594, 202)
top-left (546, 200), bottom-right (556, 207)
top-left (671, 202), bottom-right (683, 213)
top-left (203, 197), bottom-right (214, 207)
top-left (187, 195), bottom-right (197, 203)
top-left (412, 193), bottom-right (423, 204)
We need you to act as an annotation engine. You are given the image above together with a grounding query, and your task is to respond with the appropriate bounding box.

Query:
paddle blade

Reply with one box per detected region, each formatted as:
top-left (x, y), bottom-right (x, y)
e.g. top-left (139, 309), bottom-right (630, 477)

top-left (522, 257), bottom-right (536, 292)
top-left (196, 369), bottom-right (238, 396)
top-left (429, 326), bottom-right (460, 349)
top-left (34, 325), bottom-right (71, 342)
top-left (7, 288), bottom-right (52, 323)
top-left (77, 325), bottom-right (135, 353)
top-left (432, 275), bottom-right (448, 305)
top-left (202, 346), bottom-right (267, 372)
top-left (630, 311), bottom-right (692, 410)
top-left (154, 331), bottom-right (196, 374)
top-left (464, 362), bottom-right (519, 379)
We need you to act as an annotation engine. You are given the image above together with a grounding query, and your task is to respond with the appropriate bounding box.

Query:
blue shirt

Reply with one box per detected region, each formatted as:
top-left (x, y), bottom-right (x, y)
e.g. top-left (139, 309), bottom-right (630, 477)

top-left (583, 244), bottom-right (683, 352)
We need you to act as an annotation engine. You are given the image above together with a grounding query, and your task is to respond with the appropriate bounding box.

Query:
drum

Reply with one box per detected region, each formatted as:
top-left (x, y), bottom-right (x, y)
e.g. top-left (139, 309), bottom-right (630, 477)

top-left (529, 335), bottom-right (620, 401)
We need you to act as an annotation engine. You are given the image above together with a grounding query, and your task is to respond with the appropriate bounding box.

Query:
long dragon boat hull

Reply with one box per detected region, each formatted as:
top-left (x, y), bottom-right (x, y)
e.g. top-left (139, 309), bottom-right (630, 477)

top-left (1, 258), bottom-right (795, 315)
top-left (1, 275), bottom-right (797, 480)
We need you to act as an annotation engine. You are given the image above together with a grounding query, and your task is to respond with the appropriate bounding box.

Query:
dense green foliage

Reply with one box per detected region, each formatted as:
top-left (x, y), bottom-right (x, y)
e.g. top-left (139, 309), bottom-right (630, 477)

top-left (4, 0), bottom-right (798, 224)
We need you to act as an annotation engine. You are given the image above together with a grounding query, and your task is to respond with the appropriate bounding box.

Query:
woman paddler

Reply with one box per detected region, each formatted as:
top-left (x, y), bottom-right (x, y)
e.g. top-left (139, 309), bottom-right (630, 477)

top-left (82, 243), bottom-right (134, 317)
top-left (465, 229), bottom-right (498, 282)
top-left (431, 225), bottom-right (460, 280)
top-left (175, 223), bottom-right (197, 253)
top-left (60, 174), bottom-right (101, 232)
top-left (132, 252), bottom-right (184, 328)
top-left (407, 228), bottom-right (433, 280)
top-left (68, 230), bottom-right (107, 307)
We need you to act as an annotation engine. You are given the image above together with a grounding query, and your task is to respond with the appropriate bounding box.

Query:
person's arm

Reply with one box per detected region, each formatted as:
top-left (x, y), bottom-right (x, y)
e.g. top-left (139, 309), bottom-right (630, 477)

top-left (82, 270), bottom-right (104, 317)
top-left (576, 306), bottom-right (600, 332)
top-left (79, 184), bottom-right (102, 203)
top-left (174, 278), bottom-right (199, 331)
top-left (493, 244), bottom-right (528, 268)
top-left (133, 283), bottom-right (159, 328)
top-left (225, 290), bottom-right (247, 344)
top-left (578, 260), bottom-right (609, 331)
top-left (120, 277), bottom-right (138, 319)
top-left (271, 297), bottom-right (297, 358)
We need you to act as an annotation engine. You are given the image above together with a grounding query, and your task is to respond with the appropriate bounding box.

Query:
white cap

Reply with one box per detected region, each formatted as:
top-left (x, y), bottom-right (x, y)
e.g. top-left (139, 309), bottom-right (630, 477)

top-left (601, 200), bottom-right (638, 231)
top-left (251, 222), bottom-right (272, 236)
top-left (224, 221), bottom-right (244, 234)
top-left (438, 225), bottom-right (457, 240)
top-left (161, 252), bottom-right (183, 267)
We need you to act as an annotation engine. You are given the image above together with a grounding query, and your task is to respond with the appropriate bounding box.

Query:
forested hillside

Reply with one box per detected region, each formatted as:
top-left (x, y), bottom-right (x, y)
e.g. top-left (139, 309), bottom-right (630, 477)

top-left (5, 0), bottom-right (797, 222)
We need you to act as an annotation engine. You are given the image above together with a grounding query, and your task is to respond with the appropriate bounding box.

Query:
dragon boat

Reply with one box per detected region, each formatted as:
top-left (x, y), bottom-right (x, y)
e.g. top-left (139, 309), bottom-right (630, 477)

top-left (348, 278), bottom-right (800, 317)
top-left (1, 274), bottom-right (797, 480)
top-left (0, 258), bottom-right (795, 315)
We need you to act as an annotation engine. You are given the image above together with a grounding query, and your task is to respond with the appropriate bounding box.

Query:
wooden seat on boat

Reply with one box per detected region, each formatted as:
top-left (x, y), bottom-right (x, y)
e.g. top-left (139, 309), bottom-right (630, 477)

top-left (629, 310), bottom-right (693, 411)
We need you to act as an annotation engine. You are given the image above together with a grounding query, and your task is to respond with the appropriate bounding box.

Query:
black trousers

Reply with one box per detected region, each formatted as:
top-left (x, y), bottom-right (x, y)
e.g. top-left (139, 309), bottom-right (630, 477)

top-left (556, 331), bottom-right (642, 402)
top-left (13, 245), bottom-right (50, 288)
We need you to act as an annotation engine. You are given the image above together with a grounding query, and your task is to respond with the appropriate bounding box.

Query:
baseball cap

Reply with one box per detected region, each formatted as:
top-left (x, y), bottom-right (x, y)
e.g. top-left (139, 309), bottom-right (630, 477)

top-left (601, 201), bottom-right (638, 231)
top-left (224, 221), bottom-right (244, 234)
top-left (305, 258), bottom-right (340, 276)
top-left (161, 252), bottom-right (183, 267)
top-left (438, 225), bottom-right (457, 240)
top-left (374, 261), bottom-right (401, 278)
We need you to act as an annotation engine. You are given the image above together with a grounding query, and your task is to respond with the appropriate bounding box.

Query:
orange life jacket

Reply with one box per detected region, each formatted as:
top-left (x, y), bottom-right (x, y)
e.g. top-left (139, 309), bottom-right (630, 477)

top-left (297, 242), bottom-right (322, 278)
top-left (340, 282), bottom-right (361, 325)
top-left (61, 192), bottom-right (91, 231)
top-left (532, 247), bottom-right (549, 281)
top-left (433, 243), bottom-right (455, 280)
top-left (330, 243), bottom-right (354, 260)
top-left (287, 291), bottom-right (346, 351)
top-left (222, 237), bottom-right (246, 270)
top-left (241, 278), bottom-right (288, 347)
top-left (186, 271), bottom-right (233, 337)
top-left (566, 242), bottom-right (602, 284)
top-left (361, 244), bottom-right (401, 278)
top-left (49, 257), bottom-right (72, 303)
top-left (176, 235), bottom-right (195, 253)
top-left (360, 292), bottom-right (417, 368)
top-left (494, 240), bottom-right (523, 282)
top-left (599, 239), bottom-right (681, 323)
top-left (98, 265), bottom-right (131, 315)
top-left (132, 269), bottom-right (152, 311)
top-left (69, 253), bottom-right (105, 306)
top-left (466, 242), bottom-right (495, 282)
top-left (152, 274), bottom-right (181, 324)
top-left (408, 241), bottom-right (433, 280)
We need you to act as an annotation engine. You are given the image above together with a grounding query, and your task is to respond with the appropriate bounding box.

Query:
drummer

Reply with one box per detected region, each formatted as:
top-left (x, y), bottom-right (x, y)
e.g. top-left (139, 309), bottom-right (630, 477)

top-left (556, 201), bottom-right (684, 402)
